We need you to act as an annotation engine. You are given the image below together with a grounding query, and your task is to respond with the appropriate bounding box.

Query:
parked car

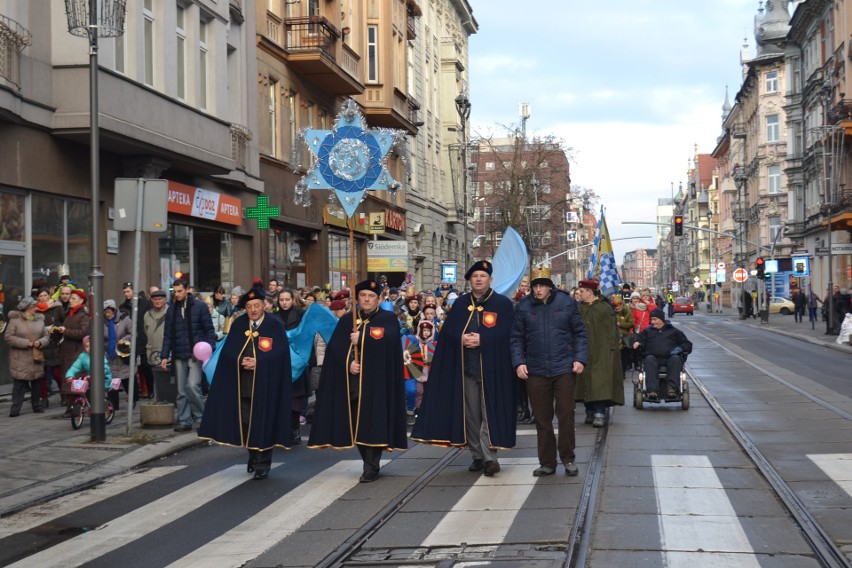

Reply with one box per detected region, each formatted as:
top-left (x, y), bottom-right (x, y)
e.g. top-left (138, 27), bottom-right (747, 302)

top-left (768, 296), bottom-right (795, 315)
top-left (672, 296), bottom-right (694, 315)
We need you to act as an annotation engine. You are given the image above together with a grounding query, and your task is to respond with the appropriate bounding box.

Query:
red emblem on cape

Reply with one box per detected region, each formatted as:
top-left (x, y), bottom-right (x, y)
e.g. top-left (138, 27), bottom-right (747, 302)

top-left (258, 337), bottom-right (273, 352)
top-left (369, 327), bottom-right (385, 340)
top-left (482, 311), bottom-right (497, 328)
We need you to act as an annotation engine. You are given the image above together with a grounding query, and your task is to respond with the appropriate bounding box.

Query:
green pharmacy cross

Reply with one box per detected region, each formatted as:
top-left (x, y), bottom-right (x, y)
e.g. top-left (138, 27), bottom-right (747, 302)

top-left (246, 195), bottom-right (280, 229)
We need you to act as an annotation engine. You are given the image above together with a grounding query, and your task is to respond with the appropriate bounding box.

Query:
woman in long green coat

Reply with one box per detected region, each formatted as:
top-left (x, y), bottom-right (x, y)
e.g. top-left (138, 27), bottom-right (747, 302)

top-left (575, 280), bottom-right (624, 427)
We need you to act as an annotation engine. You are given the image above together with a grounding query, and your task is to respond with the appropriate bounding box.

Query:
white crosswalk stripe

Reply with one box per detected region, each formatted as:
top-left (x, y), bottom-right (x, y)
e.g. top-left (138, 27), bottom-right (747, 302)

top-left (808, 453), bottom-right (852, 498)
top-left (6, 465), bottom-right (269, 568)
top-left (168, 460), bottom-right (365, 568)
top-left (652, 454), bottom-right (761, 567)
top-left (421, 457), bottom-right (540, 546)
top-left (0, 466), bottom-right (184, 539)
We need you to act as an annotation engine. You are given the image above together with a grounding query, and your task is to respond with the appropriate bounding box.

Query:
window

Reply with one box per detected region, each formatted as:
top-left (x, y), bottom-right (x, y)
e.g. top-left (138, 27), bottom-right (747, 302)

top-left (143, 0), bottom-right (155, 86)
top-left (769, 216), bottom-right (781, 243)
top-left (198, 19), bottom-right (209, 109)
top-left (288, 91), bottom-right (297, 154)
top-left (766, 114), bottom-right (779, 143)
top-left (268, 79), bottom-right (278, 157)
top-left (367, 25), bottom-right (378, 83)
top-left (768, 164), bottom-right (781, 194)
top-left (765, 71), bottom-right (778, 94)
top-left (176, 5), bottom-right (186, 100)
top-left (114, 34), bottom-right (125, 74)
top-left (485, 161), bottom-right (495, 171)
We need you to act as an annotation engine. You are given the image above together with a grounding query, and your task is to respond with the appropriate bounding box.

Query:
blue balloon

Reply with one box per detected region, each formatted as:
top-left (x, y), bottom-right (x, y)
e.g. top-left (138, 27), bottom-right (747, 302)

top-left (380, 300), bottom-right (395, 312)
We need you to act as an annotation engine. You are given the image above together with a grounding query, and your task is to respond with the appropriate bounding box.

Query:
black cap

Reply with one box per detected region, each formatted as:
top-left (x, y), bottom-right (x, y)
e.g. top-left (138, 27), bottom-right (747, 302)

top-left (355, 279), bottom-right (383, 296)
top-left (464, 260), bottom-right (493, 280)
top-left (238, 281), bottom-right (267, 309)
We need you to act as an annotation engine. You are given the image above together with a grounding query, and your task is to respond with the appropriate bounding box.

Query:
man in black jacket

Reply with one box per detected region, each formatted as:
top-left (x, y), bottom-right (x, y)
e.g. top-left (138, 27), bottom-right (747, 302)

top-left (160, 279), bottom-right (216, 432)
top-left (510, 268), bottom-right (588, 477)
top-left (633, 309), bottom-right (692, 401)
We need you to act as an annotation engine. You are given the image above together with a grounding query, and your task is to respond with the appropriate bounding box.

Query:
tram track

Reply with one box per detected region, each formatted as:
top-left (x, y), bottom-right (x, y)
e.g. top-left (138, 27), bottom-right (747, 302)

top-left (684, 327), bottom-right (851, 568)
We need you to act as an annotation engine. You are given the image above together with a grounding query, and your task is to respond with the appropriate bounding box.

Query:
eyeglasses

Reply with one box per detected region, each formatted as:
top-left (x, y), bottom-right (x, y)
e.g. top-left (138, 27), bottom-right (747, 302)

top-left (123, 282), bottom-right (133, 289)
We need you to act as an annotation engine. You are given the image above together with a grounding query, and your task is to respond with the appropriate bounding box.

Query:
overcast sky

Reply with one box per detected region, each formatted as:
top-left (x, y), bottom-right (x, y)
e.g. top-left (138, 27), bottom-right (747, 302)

top-left (468, 0), bottom-right (772, 264)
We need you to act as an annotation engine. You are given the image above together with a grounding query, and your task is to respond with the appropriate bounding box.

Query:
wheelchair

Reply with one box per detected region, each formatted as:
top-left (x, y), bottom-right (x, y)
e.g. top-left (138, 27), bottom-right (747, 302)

top-left (632, 351), bottom-right (689, 410)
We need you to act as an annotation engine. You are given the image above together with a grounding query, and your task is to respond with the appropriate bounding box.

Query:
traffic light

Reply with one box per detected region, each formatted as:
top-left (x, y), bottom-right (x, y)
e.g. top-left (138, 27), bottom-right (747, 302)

top-left (755, 257), bottom-right (765, 278)
top-left (674, 215), bottom-right (683, 236)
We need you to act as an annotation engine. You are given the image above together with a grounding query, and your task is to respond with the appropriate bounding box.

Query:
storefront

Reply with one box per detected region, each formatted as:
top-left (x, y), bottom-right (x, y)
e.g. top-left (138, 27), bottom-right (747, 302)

top-left (268, 223), bottom-right (310, 290)
top-left (323, 204), bottom-right (368, 291)
top-left (157, 181), bottom-right (250, 294)
top-left (0, 187), bottom-right (92, 393)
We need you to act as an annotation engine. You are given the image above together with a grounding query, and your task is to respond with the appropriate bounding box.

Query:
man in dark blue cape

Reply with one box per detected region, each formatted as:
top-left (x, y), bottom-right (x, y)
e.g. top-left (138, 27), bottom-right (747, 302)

top-left (198, 281), bottom-right (292, 480)
top-left (411, 260), bottom-right (517, 476)
top-left (308, 279), bottom-right (407, 482)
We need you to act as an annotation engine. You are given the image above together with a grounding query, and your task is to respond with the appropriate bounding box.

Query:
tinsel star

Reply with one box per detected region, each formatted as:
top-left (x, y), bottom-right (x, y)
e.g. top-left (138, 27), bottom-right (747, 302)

top-left (302, 99), bottom-right (399, 218)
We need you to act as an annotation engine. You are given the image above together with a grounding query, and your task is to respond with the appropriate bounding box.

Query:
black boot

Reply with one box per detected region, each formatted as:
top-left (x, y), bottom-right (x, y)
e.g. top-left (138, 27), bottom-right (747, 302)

top-left (518, 399), bottom-right (531, 424)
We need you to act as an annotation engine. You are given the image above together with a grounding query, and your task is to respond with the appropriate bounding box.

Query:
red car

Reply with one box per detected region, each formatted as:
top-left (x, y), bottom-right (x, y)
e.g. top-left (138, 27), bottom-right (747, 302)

top-left (672, 296), bottom-right (694, 315)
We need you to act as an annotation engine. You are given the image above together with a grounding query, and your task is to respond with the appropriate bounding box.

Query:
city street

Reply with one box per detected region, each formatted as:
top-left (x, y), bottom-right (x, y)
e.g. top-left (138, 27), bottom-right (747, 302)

top-left (0, 312), bottom-right (849, 567)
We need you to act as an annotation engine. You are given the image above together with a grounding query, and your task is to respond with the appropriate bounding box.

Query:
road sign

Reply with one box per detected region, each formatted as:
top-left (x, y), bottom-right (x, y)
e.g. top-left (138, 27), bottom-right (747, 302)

top-left (733, 268), bottom-right (748, 283)
top-left (693, 282), bottom-right (701, 289)
top-left (717, 262), bottom-right (726, 270)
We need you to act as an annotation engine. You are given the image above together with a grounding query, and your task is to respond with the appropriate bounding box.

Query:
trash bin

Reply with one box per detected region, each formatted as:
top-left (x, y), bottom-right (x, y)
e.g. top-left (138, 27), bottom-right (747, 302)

top-left (152, 368), bottom-right (177, 404)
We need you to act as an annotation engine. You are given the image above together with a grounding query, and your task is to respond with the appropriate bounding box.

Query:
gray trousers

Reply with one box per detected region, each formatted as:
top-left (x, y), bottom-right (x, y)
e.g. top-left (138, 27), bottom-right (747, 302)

top-left (463, 373), bottom-right (497, 463)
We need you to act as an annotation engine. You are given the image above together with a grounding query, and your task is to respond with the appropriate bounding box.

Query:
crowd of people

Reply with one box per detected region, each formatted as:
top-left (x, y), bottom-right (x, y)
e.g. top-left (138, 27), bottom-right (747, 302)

top-left (7, 265), bottom-right (695, 484)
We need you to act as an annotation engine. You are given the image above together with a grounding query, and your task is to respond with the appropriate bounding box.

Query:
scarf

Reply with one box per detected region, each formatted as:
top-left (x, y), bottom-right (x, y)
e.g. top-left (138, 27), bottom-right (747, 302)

top-left (107, 318), bottom-right (117, 360)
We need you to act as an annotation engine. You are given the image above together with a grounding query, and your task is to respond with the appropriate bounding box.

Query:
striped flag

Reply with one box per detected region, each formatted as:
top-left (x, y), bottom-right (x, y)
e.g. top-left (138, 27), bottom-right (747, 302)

top-left (586, 205), bottom-right (623, 297)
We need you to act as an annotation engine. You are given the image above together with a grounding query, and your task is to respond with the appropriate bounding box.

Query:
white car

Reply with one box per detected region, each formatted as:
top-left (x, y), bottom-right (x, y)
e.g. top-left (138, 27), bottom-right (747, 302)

top-left (768, 297), bottom-right (795, 315)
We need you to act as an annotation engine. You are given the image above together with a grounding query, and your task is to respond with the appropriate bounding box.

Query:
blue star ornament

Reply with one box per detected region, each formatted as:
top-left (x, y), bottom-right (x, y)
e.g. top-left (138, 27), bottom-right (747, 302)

top-left (303, 100), bottom-right (398, 218)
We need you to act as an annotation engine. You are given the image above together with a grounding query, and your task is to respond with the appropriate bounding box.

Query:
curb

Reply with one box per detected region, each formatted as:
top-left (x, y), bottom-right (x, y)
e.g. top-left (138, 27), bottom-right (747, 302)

top-left (739, 321), bottom-right (852, 355)
top-left (0, 433), bottom-right (206, 518)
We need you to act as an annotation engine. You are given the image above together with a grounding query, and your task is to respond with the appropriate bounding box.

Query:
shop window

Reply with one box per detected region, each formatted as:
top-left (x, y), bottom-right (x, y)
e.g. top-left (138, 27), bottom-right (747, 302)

top-left (158, 224), bottom-right (234, 293)
top-left (28, 193), bottom-right (91, 290)
top-left (0, 192), bottom-right (25, 242)
top-left (269, 228), bottom-right (307, 289)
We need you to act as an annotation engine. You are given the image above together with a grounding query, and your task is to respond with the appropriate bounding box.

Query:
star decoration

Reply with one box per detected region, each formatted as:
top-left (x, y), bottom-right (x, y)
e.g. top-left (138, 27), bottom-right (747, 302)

top-left (302, 99), bottom-right (400, 218)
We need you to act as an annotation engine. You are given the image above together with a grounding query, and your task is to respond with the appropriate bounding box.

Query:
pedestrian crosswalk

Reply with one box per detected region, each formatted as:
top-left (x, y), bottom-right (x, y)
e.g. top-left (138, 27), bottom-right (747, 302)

top-left (2, 449), bottom-right (847, 566)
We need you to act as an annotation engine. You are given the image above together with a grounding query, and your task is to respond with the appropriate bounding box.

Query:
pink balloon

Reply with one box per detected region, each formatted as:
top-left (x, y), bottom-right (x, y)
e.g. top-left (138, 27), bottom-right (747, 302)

top-left (193, 342), bottom-right (213, 362)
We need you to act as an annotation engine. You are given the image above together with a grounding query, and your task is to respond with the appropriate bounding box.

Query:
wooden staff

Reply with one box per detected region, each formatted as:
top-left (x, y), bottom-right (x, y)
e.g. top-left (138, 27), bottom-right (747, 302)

top-left (348, 214), bottom-right (359, 362)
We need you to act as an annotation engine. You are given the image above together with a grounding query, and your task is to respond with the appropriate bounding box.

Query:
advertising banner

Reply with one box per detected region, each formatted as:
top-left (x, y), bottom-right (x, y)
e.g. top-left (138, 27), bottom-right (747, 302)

top-left (366, 240), bottom-right (408, 272)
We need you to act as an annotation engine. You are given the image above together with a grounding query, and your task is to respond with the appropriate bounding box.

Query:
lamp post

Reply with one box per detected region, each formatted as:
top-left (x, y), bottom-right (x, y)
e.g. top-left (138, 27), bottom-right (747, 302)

top-left (706, 209), bottom-right (714, 313)
top-left (455, 93), bottom-right (471, 278)
top-left (64, 0), bottom-right (126, 442)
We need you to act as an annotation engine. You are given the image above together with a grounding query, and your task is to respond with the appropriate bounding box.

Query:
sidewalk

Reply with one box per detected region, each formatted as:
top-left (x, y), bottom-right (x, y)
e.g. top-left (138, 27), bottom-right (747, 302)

top-left (697, 303), bottom-right (852, 354)
top-left (0, 398), bottom-right (203, 517)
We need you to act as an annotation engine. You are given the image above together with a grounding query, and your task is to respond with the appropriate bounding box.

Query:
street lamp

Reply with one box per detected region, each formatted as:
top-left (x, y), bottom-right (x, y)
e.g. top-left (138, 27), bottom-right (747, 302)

top-left (455, 93), bottom-right (472, 277)
top-left (706, 210), bottom-right (714, 313)
top-left (64, 0), bottom-right (127, 442)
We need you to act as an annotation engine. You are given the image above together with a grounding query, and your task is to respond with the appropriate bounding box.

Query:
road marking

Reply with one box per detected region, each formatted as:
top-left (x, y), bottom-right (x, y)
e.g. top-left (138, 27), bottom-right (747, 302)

top-left (421, 457), bottom-right (539, 546)
top-left (7, 465), bottom-right (268, 568)
top-left (808, 454), bottom-right (852, 497)
top-left (0, 466), bottom-right (184, 539)
top-left (652, 455), bottom-right (760, 565)
top-left (168, 461), bottom-right (365, 568)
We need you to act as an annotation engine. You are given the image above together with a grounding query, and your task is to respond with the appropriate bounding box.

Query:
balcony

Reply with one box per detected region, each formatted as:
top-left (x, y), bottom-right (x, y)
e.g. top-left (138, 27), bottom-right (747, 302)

top-left (262, 14), bottom-right (363, 96)
top-left (361, 87), bottom-right (419, 135)
top-left (0, 14), bottom-right (32, 89)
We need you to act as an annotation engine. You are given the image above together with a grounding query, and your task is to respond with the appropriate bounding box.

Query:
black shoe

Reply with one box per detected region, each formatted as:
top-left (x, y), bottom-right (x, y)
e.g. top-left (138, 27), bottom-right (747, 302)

top-left (173, 424), bottom-right (193, 432)
top-left (33, 408), bottom-right (44, 413)
top-left (359, 471), bottom-right (379, 483)
top-left (483, 461), bottom-right (501, 476)
top-left (564, 462), bottom-right (579, 477)
top-left (533, 466), bottom-right (555, 477)
top-left (584, 410), bottom-right (594, 424)
top-left (291, 429), bottom-right (302, 445)
top-left (647, 392), bottom-right (659, 402)
top-left (247, 457), bottom-right (256, 474)
top-left (44, 398), bottom-right (50, 409)
top-left (253, 470), bottom-right (269, 480)
top-left (468, 459), bottom-right (484, 472)
top-left (9, 412), bottom-right (19, 418)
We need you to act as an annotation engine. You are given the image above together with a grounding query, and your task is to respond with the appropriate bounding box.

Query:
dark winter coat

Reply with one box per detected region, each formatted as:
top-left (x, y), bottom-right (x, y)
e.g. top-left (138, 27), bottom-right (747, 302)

top-left (510, 289), bottom-right (589, 377)
top-left (160, 295), bottom-right (216, 361)
top-left (58, 306), bottom-right (90, 394)
top-left (39, 301), bottom-right (65, 367)
top-left (5, 311), bottom-right (50, 381)
top-left (635, 321), bottom-right (692, 359)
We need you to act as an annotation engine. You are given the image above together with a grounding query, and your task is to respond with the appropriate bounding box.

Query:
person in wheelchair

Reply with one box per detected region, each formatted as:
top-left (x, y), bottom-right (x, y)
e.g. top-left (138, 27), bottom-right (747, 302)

top-left (632, 309), bottom-right (692, 401)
